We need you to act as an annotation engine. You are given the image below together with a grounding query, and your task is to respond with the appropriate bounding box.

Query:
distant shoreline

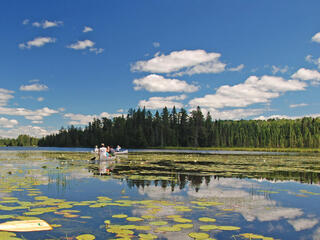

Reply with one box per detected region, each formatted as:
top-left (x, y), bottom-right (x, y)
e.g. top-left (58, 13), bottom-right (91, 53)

top-left (0, 146), bottom-right (319, 153)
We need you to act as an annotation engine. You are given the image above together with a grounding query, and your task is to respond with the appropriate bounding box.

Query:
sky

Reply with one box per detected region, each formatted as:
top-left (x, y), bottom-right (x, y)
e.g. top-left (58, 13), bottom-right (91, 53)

top-left (1, 0), bottom-right (320, 138)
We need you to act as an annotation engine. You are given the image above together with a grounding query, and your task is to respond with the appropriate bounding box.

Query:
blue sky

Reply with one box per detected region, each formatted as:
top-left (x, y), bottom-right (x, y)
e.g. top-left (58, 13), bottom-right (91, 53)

top-left (1, 0), bottom-right (320, 138)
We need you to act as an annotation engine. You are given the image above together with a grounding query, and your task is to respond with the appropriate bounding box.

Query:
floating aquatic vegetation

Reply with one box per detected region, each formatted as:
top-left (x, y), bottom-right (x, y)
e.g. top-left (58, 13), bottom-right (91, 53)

top-left (155, 225), bottom-right (182, 232)
top-left (126, 217), bottom-right (144, 222)
top-left (172, 217), bottom-right (192, 223)
top-left (239, 233), bottom-right (274, 240)
top-left (0, 231), bottom-right (22, 240)
top-left (138, 233), bottom-right (158, 239)
top-left (188, 232), bottom-right (210, 239)
top-left (199, 225), bottom-right (240, 231)
top-left (112, 214), bottom-right (128, 218)
top-left (0, 214), bottom-right (15, 219)
top-left (198, 217), bottom-right (216, 222)
top-left (76, 234), bottom-right (96, 240)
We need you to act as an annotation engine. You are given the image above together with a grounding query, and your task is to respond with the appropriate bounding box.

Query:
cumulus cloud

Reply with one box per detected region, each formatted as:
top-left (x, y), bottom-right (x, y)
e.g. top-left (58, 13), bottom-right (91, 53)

top-left (305, 55), bottom-right (320, 69)
top-left (67, 40), bottom-right (95, 50)
top-left (189, 75), bottom-right (306, 109)
top-left (64, 112), bottom-right (122, 125)
top-left (0, 125), bottom-right (57, 138)
top-left (20, 83), bottom-right (48, 91)
top-left (19, 37), bottom-right (56, 49)
top-left (0, 88), bottom-right (14, 106)
top-left (271, 65), bottom-right (289, 74)
top-left (32, 20), bottom-right (63, 29)
top-left (289, 103), bottom-right (308, 108)
top-left (228, 64), bottom-right (245, 72)
top-left (133, 74), bottom-right (199, 93)
top-left (0, 106), bottom-right (58, 121)
top-left (0, 117), bottom-right (18, 128)
top-left (138, 95), bottom-right (186, 110)
top-left (292, 68), bottom-right (320, 84)
top-left (131, 49), bottom-right (226, 76)
top-left (311, 32), bottom-right (320, 43)
top-left (288, 218), bottom-right (318, 231)
top-left (83, 26), bottom-right (93, 33)
top-left (187, 178), bottom-right (303, 222)
top-left (22, 19), bottom-right (29, 25)
top-left (37, 97), bottom-right (44, 102)
top-left (255, 113), bottom-right (320, 120)
top-left (194, 108), bottom-right (265, 120)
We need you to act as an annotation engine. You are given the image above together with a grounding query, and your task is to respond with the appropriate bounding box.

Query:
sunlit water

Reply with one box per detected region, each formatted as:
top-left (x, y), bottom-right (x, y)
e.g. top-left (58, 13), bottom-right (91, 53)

top-left (0, 151), bottom-right (319, 240)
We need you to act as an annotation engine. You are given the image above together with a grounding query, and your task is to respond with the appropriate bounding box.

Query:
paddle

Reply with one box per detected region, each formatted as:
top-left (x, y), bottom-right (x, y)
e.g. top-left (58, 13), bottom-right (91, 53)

top-left (0, 219), bottom-right (52, 232)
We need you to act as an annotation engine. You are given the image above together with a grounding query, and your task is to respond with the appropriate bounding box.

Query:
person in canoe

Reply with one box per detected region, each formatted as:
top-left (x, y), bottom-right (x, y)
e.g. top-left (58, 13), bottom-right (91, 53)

top-left (99, 143), bottom-right (109, 160)
top-left (116, 145), bottom-right (121, 152)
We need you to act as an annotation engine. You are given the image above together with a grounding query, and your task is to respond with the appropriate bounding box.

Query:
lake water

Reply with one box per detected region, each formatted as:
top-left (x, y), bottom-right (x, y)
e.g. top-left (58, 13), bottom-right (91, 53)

top-left (0, 150), bottom-right (319, 240)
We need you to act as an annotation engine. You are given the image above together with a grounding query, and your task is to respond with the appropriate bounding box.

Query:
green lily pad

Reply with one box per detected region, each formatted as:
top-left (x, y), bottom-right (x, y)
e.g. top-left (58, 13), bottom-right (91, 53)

top-left (76, 234), bottom-right (96, 240)
top-left (149, 221), bottom-right (168, 226)
top-left (138, 233), bottom-right (158, 239)
top-left (188, 232), bottom-right (210, 239)
top-left (199, 217), bottom-right (216, 222)
top-left (112, 214), bottom-right (128, 218)
top-left (126, 217), bottom-right (144, 222)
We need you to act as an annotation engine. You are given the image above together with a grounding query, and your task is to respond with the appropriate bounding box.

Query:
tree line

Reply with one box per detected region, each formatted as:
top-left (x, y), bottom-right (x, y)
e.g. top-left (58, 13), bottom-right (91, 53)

top-left (38, 106), bottom-right (320, 148)
top-left (0, 134), bottom-right (39, 147)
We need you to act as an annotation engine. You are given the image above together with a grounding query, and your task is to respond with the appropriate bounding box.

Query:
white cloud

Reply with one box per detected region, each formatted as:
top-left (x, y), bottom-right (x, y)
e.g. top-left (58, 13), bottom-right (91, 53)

top-left (37, 97), bottom-right (44, 102)
top-left (133, 74), bottom-right (199, 93)
top-left (89, 47), bottom-right (104, 54)
top-left (0, 106), bottom-right (58, 121)
top-left (64, 112), bottom-right (122, 125)
top-left (289, 103), bottom-right (308, 108)
top-left (271, 65), bottom-right (289, 74)
top-left (194, 108), bottom-right (265, 120)
top-left (228, 64), bottom-right (245, 72)
top-left (255, 113), bottom-right (320, 120)
top-left (0, 117), bottom-right (18, 128)
top-left (311, 32), bottom-right (320, 43)
top-left (288, 218), bottom-right (318, 231)
top-left (22, 19), bottom-right (29, 25)
top-left (189, 75), bottom-right (306, 109)
top-left (305, 55), bottom-right (320, 69)
top-left (32, 20), bottom-right (63, 29)
top-left (117, 109), bottom-right (124, 113)
top-left (153, 42), bottom-right (160, 48)
top-left (67, 40), bottom-right (95, 50)
top-left (20, 83), bottom-right (48, 91)
top-left (0, 125), bottom-right (57, 138)
top-left (291, 68), bottom-right (320, 83)
top-left (187, 179), bottom-right (303, 222)
top-left (138, 95), bottom-right (186, 110)
top-left (0, 88), bottom-right (14, 106)
top-left (83, 26), bottom-right (93, 33)
top-left (131, 49), bottom-right (226, 76)
top-left (19, 37), bottom-right (56, 49)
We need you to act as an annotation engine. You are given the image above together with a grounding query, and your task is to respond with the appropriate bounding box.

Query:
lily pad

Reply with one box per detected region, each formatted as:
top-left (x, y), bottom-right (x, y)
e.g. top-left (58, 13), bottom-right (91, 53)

top-left (76, 234), bottom-right (96, 240)
top-left (188, 232), bottom-right (210, 239)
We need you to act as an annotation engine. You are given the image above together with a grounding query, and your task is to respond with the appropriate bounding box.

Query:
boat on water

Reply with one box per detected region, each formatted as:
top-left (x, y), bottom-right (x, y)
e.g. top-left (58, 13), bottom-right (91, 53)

top-left (114, 149), bottom-right (128, 155)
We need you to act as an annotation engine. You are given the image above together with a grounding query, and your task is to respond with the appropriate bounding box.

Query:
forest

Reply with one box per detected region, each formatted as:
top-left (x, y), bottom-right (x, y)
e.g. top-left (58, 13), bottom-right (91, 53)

top-left (38, 106), bottom-right (320, 149)
top-left (0, 134), bottom-right (39, 147)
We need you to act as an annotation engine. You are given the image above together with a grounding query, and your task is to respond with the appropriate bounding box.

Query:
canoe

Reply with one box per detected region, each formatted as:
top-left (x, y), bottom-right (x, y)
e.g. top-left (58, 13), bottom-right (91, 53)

top-left (114, 150), bottom-right (128, 155)
top-left (0, 219), bottom-right (52, 232)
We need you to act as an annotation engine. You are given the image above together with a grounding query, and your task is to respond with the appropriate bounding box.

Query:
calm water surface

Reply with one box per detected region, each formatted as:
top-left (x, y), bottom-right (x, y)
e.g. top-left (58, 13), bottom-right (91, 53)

top-left (0, 151), bottom-right (319, 240)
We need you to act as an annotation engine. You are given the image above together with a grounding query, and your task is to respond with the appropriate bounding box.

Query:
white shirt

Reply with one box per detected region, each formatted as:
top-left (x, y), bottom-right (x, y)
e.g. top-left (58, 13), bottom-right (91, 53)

top-left (99, 147), bottom-right (107, 159)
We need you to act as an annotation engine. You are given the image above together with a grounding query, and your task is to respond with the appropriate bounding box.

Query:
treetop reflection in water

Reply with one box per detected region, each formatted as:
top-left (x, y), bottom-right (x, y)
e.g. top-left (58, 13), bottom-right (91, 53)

top-left (0, 152), bottom-right (319, 239)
